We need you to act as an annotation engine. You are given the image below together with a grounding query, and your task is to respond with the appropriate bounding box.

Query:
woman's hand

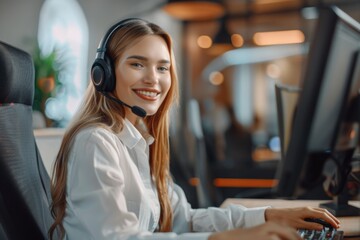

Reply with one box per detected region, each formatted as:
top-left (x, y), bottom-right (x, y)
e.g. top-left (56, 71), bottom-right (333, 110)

top-left (265, 207), bottom-right (340, 230)
top-left (208, 221), bottom-right (302, 240)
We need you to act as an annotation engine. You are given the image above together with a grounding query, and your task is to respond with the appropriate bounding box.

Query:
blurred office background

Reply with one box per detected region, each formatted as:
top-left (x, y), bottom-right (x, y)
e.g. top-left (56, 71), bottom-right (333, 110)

top-left (1, 0), bottom-right (359, 208)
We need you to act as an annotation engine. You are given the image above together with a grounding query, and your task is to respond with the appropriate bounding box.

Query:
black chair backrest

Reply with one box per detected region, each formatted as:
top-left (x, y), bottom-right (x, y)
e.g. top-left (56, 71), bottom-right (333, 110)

top-left (0, 41), bottom-right (55, 240)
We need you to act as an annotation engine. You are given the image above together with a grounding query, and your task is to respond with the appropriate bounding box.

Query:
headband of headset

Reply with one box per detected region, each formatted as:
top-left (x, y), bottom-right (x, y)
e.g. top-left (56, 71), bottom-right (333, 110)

top-left (91, 18), bottom-right (143, 92)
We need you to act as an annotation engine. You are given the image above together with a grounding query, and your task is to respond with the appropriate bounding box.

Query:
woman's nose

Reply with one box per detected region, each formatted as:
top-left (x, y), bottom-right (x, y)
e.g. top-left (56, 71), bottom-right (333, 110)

top-left (143, 67), bottom-right (158, 84)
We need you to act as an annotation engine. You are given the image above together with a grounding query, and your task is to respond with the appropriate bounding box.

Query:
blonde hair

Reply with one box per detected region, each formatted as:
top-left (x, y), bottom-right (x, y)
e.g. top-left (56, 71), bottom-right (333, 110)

top-left (49, 18), bottom-right (178, 239)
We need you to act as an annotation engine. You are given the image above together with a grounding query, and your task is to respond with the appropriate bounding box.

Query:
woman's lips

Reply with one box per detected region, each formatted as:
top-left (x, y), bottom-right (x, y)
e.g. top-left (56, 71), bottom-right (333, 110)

top-left (133, 89), bottom-right (160, 101)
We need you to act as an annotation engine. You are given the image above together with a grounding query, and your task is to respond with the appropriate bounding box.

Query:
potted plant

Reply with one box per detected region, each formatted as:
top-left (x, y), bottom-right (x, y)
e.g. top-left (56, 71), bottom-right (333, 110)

top-left (32, 46), bottom-right (62, 127)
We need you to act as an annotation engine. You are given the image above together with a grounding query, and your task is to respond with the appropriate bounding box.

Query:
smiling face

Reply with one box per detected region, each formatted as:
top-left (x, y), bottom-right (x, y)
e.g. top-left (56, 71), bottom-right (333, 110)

top-left (114, 35), bottom-right (172, 124)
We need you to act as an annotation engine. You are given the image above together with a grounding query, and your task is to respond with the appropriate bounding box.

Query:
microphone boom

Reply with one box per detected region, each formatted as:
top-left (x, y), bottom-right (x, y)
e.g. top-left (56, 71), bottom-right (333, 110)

top-left (101, 92), bottom-right (147, 118)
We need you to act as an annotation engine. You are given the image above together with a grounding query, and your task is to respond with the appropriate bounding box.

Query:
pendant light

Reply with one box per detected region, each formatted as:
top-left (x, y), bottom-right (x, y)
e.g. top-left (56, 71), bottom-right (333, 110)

top-left (208, 17), bottom-right (234, 55)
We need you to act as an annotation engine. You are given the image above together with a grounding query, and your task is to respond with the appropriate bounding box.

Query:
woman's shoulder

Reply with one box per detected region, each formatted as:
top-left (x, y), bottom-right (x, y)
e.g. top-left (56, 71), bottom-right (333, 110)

top-left (75, 125), bottom-right (119, 144)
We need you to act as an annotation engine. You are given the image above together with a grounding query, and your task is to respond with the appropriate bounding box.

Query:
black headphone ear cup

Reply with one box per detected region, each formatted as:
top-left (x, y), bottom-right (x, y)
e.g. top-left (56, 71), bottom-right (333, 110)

top-left (91, 55), bottom-right (115, 92)
top-left (91, 18), bottom-right (143, 92)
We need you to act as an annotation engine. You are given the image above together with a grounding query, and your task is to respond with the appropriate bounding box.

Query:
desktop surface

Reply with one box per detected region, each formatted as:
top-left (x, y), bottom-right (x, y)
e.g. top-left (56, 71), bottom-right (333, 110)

top-left (221, 198), bottom-right (360, 239)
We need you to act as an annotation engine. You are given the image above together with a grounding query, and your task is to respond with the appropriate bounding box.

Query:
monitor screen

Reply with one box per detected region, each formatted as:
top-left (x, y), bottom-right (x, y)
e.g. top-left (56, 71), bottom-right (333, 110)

top-left (274, 5), bottom-right (360, 217)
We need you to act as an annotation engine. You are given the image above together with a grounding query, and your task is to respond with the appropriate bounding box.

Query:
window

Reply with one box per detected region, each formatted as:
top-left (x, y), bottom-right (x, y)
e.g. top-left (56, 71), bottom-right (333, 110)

top-left (37, 0), bottom-right (88, 127)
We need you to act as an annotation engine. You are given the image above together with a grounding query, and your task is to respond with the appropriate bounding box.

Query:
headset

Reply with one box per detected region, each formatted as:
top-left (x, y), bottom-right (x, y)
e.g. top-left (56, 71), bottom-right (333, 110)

top-left (91, 18), bottom-right (142, 92)
top-left (90, 18), bottom-right (147, 117)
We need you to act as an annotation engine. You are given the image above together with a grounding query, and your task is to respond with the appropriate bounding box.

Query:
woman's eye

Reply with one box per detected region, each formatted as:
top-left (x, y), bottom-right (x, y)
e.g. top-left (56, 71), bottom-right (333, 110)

top-left (131, 63), bottom-right (143, 68)
top-left (158, 66), bottom-right (169, 72)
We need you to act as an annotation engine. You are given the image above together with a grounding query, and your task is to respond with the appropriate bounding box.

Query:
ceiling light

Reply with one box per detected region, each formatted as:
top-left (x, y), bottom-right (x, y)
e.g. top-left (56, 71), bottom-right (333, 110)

top-left (208, 18), bottom-right (234, 55)
top-left (231, 34), bottom-right (244, 48)
top-left (209, 71), bottom-right (224, 85)
top-left (162, 0), bottom-right (225, 21)
top-left (253, 30), bottom-right (305, 46)
top-left (197, 35), bottom-right (213, 48)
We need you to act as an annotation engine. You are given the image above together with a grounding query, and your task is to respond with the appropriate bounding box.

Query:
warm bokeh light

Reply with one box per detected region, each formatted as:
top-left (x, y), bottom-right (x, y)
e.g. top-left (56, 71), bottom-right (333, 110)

top-left (254, 0), bottom-right (300, 5)
top-left (231, 34), bottom-right (244, 47)
top-left (209, 71), bottom-right (224, 85)
top-left (207, 44), bottom-right (234, 56)
top-left (162, 2), bottom-right (225, 21)
top-left (197, 35), bottom-right (213, 49)
top-left (252, 0), bottom-right (302, 13)
top-left (266, 63), bottom-right (281, 79)
top-left (350, 128), bottom-right (356, 139)
top-left (253, 30), bottom-right (305, 46)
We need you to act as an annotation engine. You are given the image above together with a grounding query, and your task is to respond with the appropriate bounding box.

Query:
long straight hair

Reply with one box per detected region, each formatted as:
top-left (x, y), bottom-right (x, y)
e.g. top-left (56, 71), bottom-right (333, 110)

top-left (49, 19), bottom-right (179, 239)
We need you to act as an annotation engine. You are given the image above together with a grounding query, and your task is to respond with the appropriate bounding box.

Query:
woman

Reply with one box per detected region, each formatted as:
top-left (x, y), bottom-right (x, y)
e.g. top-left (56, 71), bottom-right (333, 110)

top-left (49, 18), bottom-right (339, 240)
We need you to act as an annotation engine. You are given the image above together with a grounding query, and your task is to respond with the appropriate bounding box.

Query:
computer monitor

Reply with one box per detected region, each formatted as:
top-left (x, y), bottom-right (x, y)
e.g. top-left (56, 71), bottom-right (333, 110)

top-left (274, 5), bottom-right (360, 217)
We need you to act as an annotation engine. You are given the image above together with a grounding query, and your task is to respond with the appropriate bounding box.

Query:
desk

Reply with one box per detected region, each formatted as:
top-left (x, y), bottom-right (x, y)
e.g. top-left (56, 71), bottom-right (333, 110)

top-left (222, 199), bottom-right (360, 238)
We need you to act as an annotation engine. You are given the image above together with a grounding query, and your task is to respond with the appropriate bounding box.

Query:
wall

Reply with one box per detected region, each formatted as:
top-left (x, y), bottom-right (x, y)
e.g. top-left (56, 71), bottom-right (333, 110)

top-left (0, 0), bottom-right (183, 82)
top-left (0, 0), bottom-right (43, 53)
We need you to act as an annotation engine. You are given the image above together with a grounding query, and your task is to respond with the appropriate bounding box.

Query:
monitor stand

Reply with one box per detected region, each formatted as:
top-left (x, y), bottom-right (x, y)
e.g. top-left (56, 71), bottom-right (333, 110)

top-left (320, 187), bottom-right (360, 217)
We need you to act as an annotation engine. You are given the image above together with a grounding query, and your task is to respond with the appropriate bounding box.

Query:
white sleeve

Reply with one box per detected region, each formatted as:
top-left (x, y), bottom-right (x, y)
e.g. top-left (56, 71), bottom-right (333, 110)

top-left (170, 184), bottom-right (269, 233)
top-left (65, 129), bottom-right (212, 240)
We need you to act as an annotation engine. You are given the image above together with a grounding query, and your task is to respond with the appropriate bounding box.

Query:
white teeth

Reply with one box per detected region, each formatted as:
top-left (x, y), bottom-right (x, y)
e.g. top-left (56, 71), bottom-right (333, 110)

top-left (137, 90), bottom-right (158, 98)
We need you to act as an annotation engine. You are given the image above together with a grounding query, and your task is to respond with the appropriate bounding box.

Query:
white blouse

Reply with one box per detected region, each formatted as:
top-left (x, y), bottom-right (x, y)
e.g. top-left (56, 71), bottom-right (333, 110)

top-left (63, 119), bottom-right (268, 240)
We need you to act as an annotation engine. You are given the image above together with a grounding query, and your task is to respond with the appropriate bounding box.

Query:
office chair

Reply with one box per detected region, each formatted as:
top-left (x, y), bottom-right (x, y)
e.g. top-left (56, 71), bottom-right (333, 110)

top-left (187, 99), bottom-right (222, 207)
top-left (0, 41), bottom-right (56, 239)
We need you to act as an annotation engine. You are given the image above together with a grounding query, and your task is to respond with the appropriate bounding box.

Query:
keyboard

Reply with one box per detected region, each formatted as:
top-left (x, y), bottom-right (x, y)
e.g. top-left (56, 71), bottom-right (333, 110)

top-left (298, 227), bottom-right (344, 240)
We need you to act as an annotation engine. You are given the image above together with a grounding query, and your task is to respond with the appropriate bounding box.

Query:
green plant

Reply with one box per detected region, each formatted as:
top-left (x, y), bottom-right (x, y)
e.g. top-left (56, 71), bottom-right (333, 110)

top-left (32, 46), bottom-right (62, 126)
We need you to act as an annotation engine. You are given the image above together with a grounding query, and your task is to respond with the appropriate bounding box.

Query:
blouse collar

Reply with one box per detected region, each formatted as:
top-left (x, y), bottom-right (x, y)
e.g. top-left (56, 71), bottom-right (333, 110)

top-left (118, 118), bottom-right (154, 149)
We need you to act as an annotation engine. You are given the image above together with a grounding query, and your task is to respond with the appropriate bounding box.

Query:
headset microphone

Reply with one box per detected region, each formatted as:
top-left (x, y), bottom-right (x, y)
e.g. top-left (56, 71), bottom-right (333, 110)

top-left (101, 92), bottom-right (147, 118)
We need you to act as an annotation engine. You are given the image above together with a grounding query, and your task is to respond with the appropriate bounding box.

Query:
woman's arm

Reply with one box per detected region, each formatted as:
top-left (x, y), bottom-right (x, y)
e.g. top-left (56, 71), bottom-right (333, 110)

top-left (170, 184), bottom-right (269, 233)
